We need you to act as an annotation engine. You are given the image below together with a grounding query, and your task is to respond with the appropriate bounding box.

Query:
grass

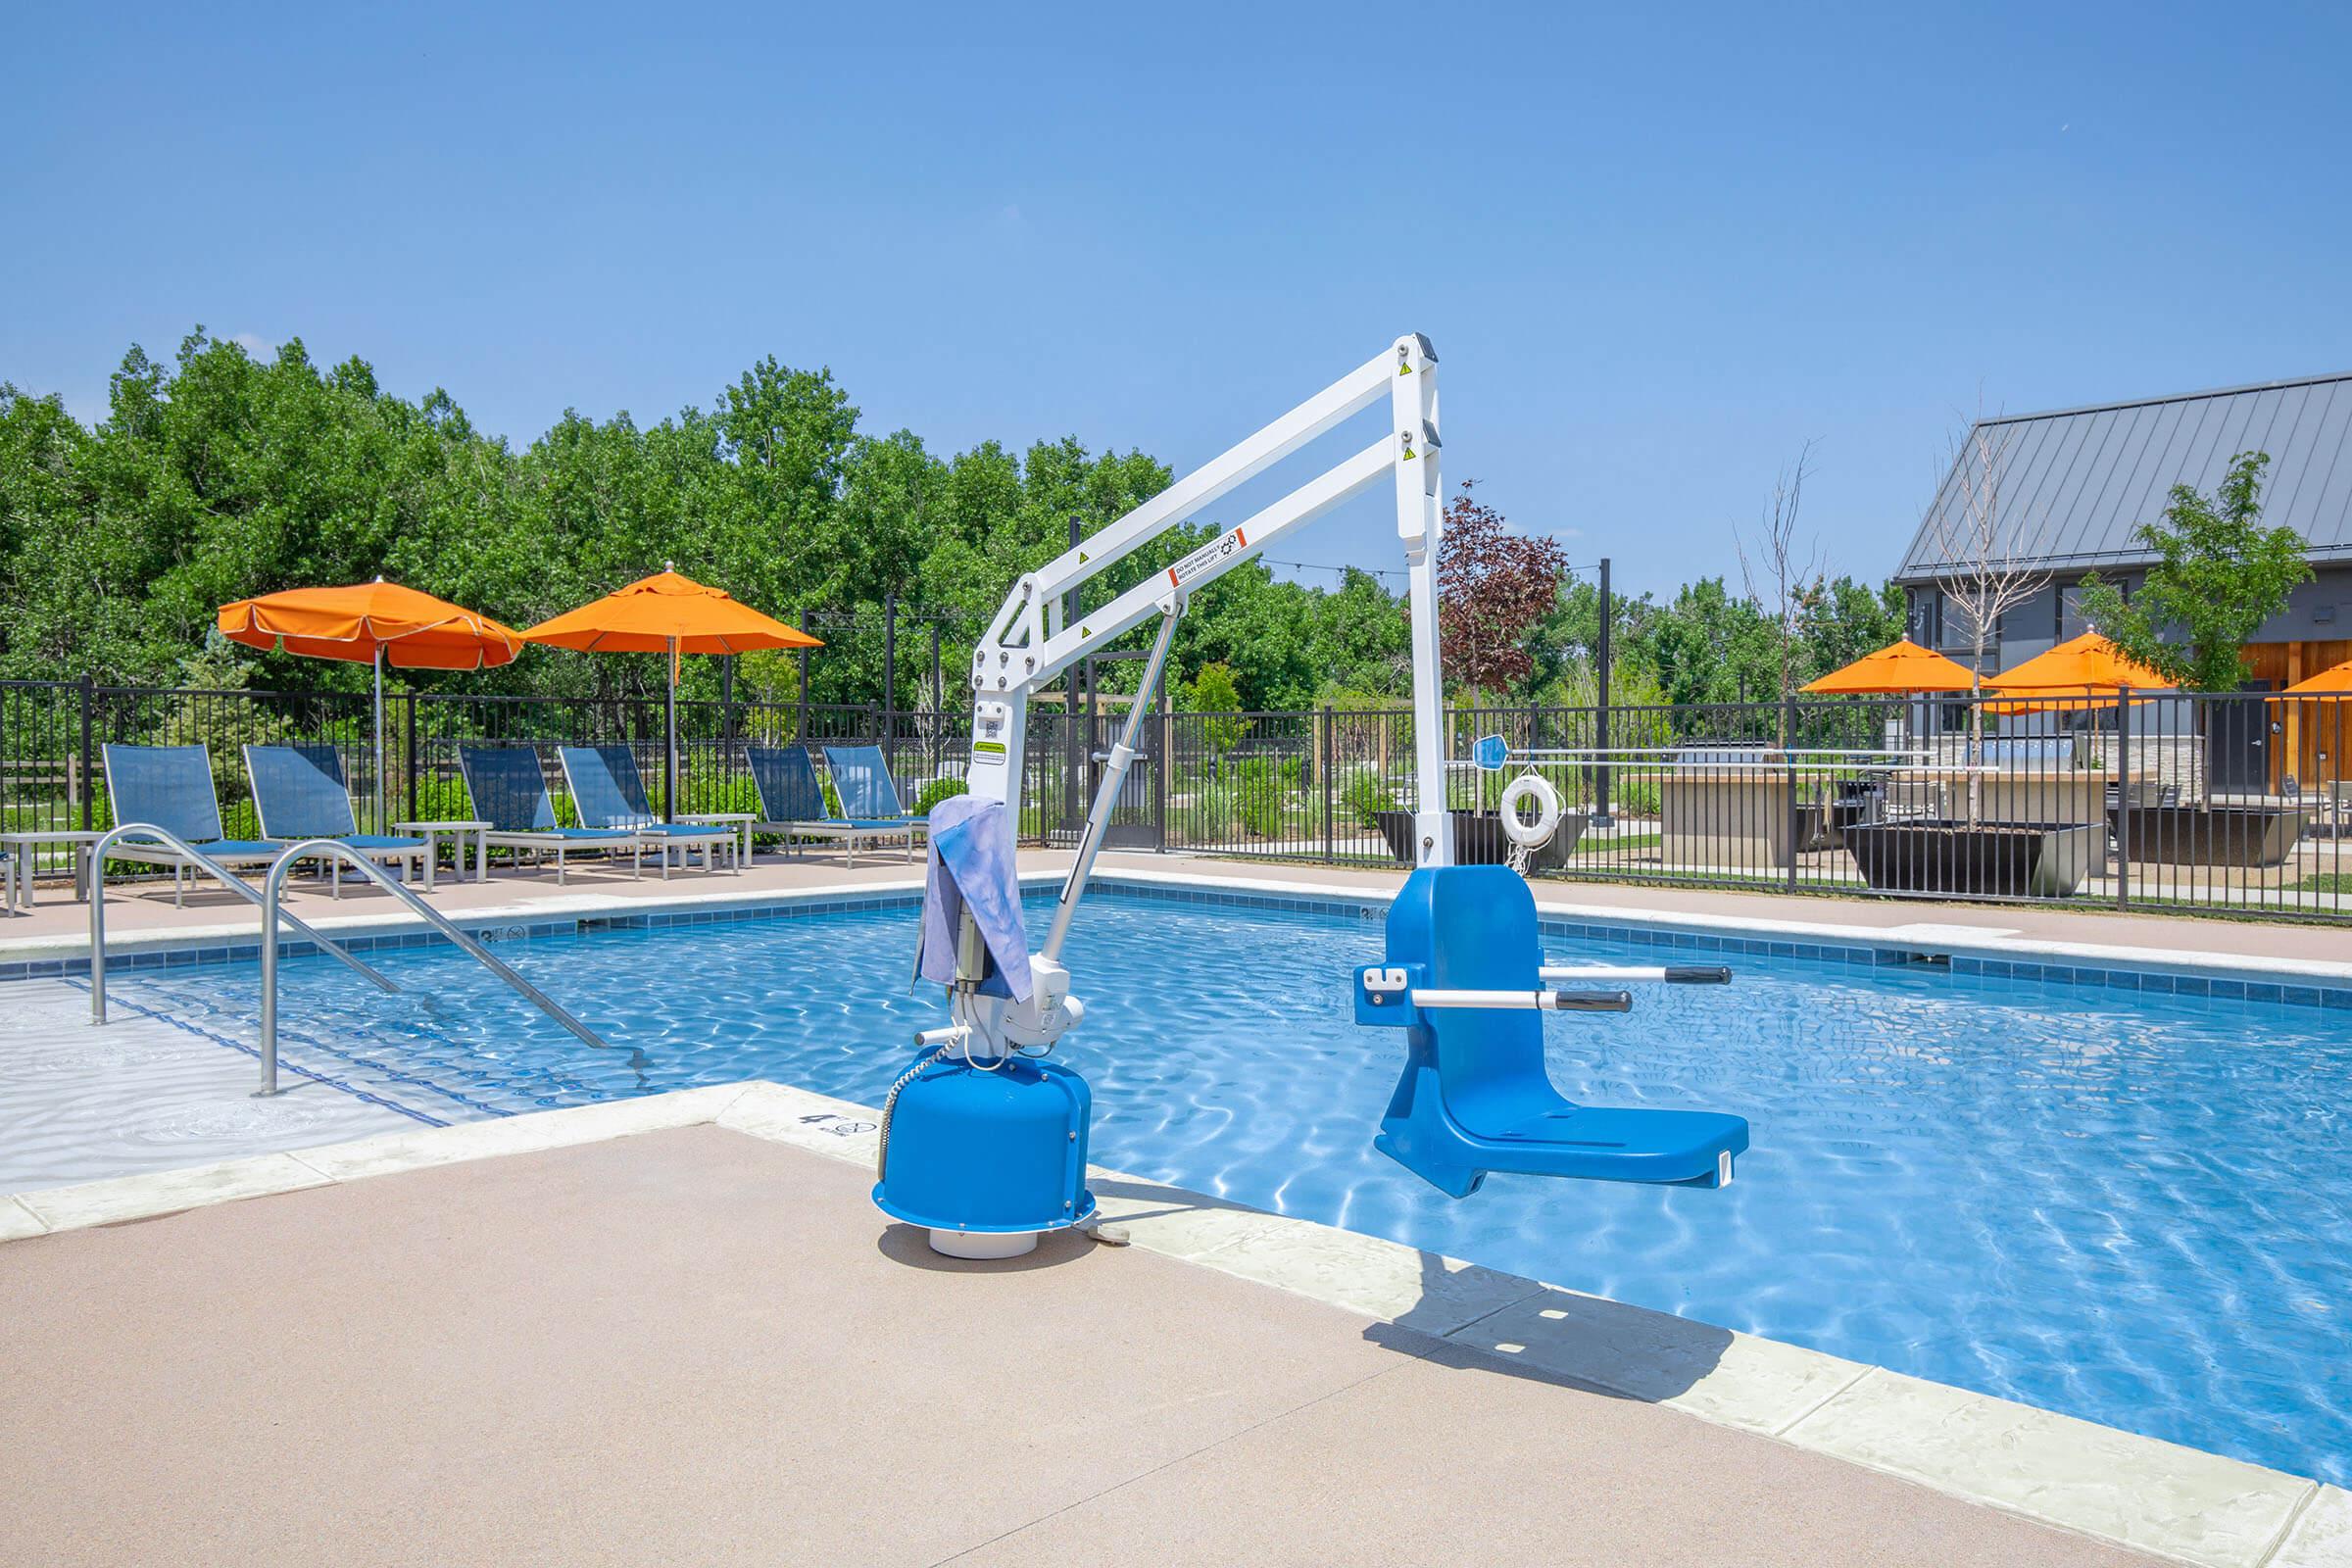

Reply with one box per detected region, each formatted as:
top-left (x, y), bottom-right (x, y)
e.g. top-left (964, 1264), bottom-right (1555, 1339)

top-left (2289, 872), bottom-right (2352, 895)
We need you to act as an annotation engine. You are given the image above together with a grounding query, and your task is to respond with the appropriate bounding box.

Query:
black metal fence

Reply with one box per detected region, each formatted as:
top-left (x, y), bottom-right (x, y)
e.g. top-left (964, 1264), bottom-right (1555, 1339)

top-left (1143, 693), bottom-right (2349, 922)
top-left (5, 679), bottom-right (2345, 922)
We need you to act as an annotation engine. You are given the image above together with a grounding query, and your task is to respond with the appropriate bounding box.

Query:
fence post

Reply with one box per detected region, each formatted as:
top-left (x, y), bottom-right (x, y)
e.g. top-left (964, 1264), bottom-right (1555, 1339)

top-left (797, 605), bottom-right (810, 742)
top-left (1154, 706), bottom-right (1169, 852)
top-left (882, 591), bottom-right (898, 778)
top-left (405, 693), bottom-right (419, 823)
top-left (1594, 556), bottom-right (1613, 823)
top-left (1786, 746), bottom-right (1799, 894)
top-left (1321, 706), bottom-right (1336, 861)
top-left (77, 676), bottom-right (94, 831)
top-left (2115, 687), bottom-right (2132, 911)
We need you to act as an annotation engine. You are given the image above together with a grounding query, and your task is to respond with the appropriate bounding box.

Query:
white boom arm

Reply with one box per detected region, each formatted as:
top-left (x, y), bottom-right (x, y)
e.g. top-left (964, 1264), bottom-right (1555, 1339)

top-left (953, 334), bottom-right (1453, 1054)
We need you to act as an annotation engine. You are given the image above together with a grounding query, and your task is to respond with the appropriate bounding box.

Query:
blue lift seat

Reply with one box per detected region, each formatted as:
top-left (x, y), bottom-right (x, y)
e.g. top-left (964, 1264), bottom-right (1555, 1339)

top-left (1364, 864), bottom-right (1748, 1198)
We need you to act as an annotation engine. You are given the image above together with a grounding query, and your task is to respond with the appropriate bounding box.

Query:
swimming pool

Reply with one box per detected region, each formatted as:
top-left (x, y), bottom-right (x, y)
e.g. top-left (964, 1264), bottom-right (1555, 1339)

top-left (104, 885), bottom-right (2352, 1484)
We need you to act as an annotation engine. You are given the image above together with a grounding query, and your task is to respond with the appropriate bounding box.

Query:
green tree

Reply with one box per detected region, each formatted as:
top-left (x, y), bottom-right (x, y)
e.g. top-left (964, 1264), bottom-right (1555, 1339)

top-left (1799, 575), bottom-right (1907, 679)
top-left (1183, 661), bottom-right (1247, 753)
top-left (2075, 453), bottom-right (2311, 692)
top-left (1627, 577), bottom-right (1780, 708)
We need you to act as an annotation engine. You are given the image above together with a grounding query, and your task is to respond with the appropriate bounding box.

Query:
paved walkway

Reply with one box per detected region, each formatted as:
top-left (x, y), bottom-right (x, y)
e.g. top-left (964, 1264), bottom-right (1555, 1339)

top-left (0, 1125), bottom-right (2163, 1567)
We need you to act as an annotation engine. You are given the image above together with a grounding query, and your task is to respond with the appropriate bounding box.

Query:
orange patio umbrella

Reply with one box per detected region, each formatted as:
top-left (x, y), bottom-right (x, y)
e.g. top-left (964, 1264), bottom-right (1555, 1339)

top-left (220, 578), bottom-right (524, 829)
top-left (1984, 632), bottom-right (2176, 716)
top-left (2278, 658), bottom-right (2352, 697)
top-left (1800, 638), bottom-right (1977, 695)
top-left (520, 565), bottom-right (821, 809)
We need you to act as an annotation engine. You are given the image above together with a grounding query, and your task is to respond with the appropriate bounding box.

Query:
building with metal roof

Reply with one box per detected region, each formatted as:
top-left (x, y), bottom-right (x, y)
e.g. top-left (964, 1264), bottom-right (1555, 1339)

top-left (1898, 370), bottom-right (2352, 679)
top-left (1897, 371), bottom-right (2352, 792)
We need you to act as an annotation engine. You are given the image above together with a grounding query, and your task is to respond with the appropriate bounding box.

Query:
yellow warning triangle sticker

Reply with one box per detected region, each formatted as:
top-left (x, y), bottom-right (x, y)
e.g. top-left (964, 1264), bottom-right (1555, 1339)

top-left (1078, 552), bottom-right (1089, 563)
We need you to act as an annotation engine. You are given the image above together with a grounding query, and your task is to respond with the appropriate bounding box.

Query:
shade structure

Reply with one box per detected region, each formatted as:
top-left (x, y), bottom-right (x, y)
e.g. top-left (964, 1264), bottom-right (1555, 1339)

top-left (2278, 658), bottom-right (2352, 697)
top-left (219, 579), bottom-right (524, 671)
top-left (219, 580), bottom-right (524, 831)
top-left (1981, 633), bottom-right (2176, 717)
top-left (520, 567), bottom-right (821, 815)
top-left (1985, 633), bottom-right (2175, 697)
top-left (1800, 639), bottom-right (1977, 696)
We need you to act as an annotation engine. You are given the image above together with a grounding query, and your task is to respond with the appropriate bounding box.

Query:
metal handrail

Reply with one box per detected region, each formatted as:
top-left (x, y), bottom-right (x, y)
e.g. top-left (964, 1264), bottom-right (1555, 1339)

top-left (258, 838), bottom-right (610, 1096)
top-left (89, 822), bottom-right (397, 1025)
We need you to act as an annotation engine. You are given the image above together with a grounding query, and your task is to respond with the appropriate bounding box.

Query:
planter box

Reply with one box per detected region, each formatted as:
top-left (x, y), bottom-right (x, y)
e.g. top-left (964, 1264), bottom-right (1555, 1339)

top-left (2110, 805), bottom-right (2306, 868)
top-left (1374, 809), bottom-right (1589, 869)
top-left (1843, 820), bottom-right (2096, 899)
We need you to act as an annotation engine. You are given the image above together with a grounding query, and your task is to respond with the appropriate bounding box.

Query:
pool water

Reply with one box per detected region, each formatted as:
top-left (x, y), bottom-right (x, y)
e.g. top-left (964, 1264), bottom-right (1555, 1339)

top-left (112, 889), bottom-right (2352, 1484)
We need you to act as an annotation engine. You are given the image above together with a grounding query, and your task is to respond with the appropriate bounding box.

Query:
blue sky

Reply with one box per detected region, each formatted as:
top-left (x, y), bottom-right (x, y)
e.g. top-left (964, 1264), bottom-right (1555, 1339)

top-left (5, 3), bottom-right (2349, 599)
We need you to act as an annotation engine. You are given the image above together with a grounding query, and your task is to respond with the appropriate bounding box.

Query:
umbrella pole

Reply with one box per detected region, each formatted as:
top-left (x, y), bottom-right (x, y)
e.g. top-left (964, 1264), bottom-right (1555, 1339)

top-left (373, 646), bottom-right (386, 834)
top-left (666, 636), bottom-right (679, 818)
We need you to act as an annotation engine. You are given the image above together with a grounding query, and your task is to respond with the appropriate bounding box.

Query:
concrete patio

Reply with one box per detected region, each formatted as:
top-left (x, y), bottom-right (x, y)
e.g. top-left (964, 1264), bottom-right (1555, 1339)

top-left (0, 1106), bottom-right (2199, 1567)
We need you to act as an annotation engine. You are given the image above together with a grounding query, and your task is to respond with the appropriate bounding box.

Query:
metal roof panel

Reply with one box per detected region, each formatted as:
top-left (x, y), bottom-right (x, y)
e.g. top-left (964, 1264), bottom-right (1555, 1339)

top-left (1897, 370), bottom-right (2352, 581)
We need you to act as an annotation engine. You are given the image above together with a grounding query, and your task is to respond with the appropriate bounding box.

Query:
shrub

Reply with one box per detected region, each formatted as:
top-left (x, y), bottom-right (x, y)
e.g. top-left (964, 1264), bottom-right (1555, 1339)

top-left (1184, 662), bottom-right (1249, 755)
top-left (912, 775), bottom-right (969, 815)
top-left (1340, 771), bottom-right (1397, 829)
top-left (1220, 756), bottom-right (1293, 838)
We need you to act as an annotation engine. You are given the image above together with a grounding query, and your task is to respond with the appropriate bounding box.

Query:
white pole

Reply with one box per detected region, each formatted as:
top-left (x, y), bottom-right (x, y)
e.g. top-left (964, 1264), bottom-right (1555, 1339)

top-left (666, 635), bottom-right (679, 816)
top-left (1391, 334), bottom-right (1450, 867)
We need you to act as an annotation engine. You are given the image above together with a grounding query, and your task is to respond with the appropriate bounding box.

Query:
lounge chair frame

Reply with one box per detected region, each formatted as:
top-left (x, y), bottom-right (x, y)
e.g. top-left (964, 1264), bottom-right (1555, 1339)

top-left (744, 745), bottom-right (918, 866)
top-left (99, 743), bottom-right (289, 907)
top-left (244, 743), bottom-right (430, 896)
top-left (555, 744), bottom-right (739, 879)
top-left (454, 745), bottom-right (644, 885)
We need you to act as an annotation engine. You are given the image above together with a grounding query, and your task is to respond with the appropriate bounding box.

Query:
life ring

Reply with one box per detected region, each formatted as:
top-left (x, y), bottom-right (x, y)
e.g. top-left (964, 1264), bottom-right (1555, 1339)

top-left (1499, 772), bottom-right (1561, 848)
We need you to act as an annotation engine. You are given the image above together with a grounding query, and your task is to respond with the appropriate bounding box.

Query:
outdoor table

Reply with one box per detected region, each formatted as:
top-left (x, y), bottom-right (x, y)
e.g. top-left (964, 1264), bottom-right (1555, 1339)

top-left (677, 811), bottom-right (757, 866)
top-left (393, 819), bottom-right (492, 887)
top-left (0, 828), bottom-right (104, 909)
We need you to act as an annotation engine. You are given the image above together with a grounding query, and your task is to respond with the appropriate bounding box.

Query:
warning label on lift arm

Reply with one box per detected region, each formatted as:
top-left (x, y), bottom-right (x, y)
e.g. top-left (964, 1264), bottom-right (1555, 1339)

top-left (1166, 526), bottom-right (1249, 589)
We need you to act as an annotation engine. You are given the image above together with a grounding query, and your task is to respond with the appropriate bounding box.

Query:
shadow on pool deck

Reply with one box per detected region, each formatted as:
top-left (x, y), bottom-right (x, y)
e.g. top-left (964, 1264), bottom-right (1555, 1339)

top-left (1089, 1171), bottom-right (1737, 1408)
top-left (1371, 1242), bottom-right (1736, 1404)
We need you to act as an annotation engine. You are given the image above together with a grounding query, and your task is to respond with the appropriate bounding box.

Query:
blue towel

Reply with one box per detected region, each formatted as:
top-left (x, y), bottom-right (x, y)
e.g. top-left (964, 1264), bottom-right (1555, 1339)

top-left (915, 794), bottom-right (1031, 1002)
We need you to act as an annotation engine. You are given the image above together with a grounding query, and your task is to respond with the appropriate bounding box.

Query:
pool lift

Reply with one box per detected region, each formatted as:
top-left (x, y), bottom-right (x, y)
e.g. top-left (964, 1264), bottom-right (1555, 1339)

top-left (876, 335), bottom-right (1749, 1257)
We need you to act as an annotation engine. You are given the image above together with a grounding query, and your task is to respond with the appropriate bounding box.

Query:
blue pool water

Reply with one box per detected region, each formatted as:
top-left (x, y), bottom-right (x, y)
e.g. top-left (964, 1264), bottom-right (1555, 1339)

top-left (110, 888), bottom-right (2352, 1483)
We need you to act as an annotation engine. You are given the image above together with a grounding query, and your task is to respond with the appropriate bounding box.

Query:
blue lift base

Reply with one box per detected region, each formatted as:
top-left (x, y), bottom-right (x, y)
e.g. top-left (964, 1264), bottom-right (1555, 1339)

top-left (1363, 865), bottom-right (1748, 1198)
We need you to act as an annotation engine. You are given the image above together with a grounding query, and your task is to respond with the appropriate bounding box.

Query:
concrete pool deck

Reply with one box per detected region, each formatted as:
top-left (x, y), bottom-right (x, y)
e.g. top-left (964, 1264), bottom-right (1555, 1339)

top-left (8, 1083), bottom-right (2335, 1568)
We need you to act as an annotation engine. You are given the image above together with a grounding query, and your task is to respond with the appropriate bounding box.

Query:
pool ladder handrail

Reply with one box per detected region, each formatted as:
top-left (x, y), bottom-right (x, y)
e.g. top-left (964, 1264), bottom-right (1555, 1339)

top-left (258, 838), bottom-right (610, 1097)
top-left (89, 821), bottom-right (400, 1027)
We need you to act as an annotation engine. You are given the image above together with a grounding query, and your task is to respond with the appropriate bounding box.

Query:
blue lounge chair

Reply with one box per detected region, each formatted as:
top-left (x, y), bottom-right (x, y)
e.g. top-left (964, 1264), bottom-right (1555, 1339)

top-left (821, 744), bottom-right (927, 859)
top-left (244, 744), bottom-right (430, 896)
top-left (455, 745), bottom-right (642, 885)
top-left (556, 745), bottom-right (737, 878)
top-left (746, 746), bottom-right (918, 866)
top-left (99, 743), bottom-right (288, 906)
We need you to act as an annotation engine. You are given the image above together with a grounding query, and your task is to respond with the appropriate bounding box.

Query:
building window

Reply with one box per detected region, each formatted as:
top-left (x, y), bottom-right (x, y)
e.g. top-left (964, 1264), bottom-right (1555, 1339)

top-left (2062, 577), bottom-right (2125, 639)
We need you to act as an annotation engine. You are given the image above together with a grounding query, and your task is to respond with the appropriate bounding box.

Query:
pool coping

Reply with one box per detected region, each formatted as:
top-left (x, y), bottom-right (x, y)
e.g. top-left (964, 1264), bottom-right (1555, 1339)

top-left (12, 859), bottom-right (2352, 1007)
top-left (0, 1078), bottom-right (2340, 1568)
